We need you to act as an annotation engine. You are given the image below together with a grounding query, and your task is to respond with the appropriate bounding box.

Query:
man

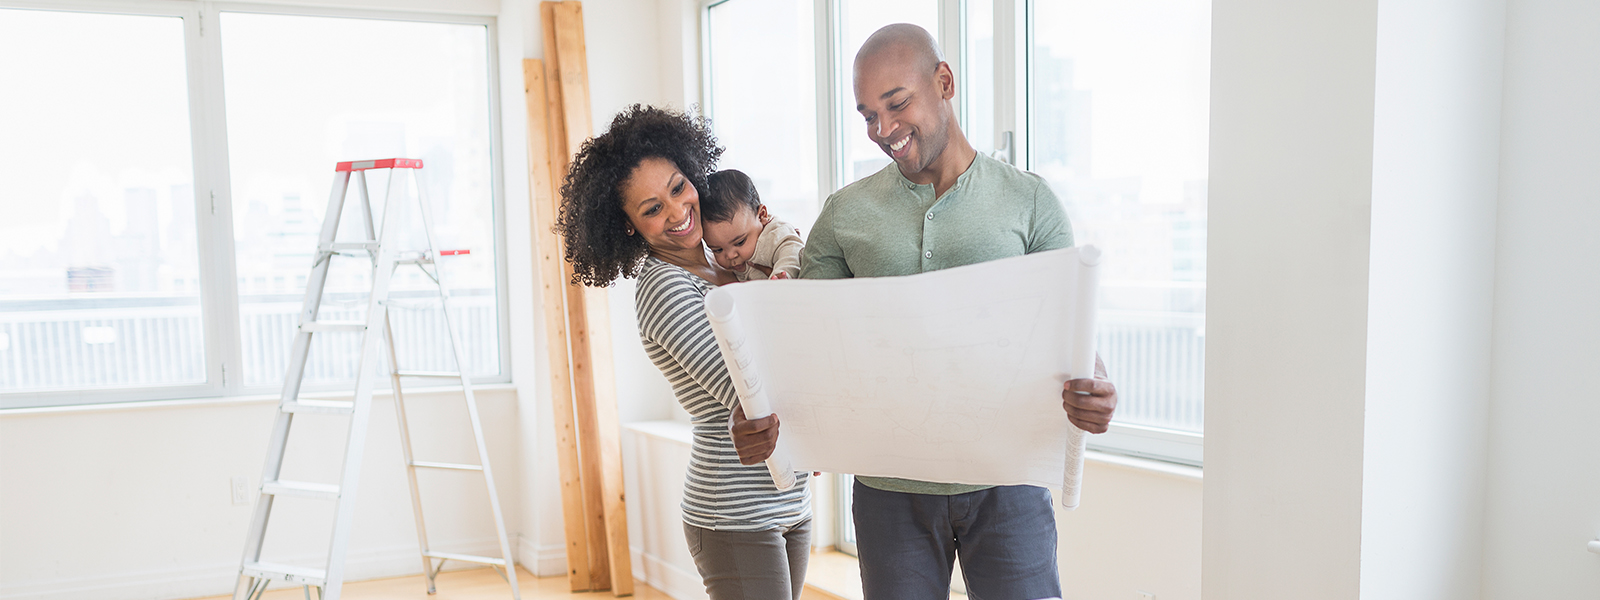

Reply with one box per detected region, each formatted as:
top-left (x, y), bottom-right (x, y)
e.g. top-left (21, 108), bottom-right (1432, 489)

top-left (731, 23), bottom-right (1119, 599)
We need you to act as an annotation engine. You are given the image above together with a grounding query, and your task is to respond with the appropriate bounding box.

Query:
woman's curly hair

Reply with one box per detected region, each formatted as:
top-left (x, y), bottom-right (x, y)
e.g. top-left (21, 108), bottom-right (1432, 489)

top-left (555, 104), bottom-right (723, 287)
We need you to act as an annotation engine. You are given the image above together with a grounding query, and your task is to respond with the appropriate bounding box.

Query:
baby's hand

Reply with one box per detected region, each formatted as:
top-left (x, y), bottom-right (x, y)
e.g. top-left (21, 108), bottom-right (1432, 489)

top-left (769, 272), bottom-right (791, 280)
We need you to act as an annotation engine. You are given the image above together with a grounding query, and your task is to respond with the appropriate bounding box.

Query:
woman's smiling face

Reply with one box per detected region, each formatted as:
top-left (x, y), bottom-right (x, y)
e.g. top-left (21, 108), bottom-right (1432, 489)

top-left (620, 157), bottom-right (703, 253)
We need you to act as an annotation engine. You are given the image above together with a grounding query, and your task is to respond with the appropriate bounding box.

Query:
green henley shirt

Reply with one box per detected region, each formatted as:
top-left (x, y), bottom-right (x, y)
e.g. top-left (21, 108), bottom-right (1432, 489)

top-left (799, 152), bottom-right (1074, 496)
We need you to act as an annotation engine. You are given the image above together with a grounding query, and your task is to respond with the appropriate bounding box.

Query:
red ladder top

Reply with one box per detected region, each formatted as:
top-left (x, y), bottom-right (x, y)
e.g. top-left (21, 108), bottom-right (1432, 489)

top-left (335, 158), bottom-right (423, 172)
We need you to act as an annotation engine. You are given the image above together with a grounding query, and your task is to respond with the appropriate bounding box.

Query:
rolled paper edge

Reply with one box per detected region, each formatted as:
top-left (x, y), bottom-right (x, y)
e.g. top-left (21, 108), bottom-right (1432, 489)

top-left (1062, 425), bottom-right (1087, 509)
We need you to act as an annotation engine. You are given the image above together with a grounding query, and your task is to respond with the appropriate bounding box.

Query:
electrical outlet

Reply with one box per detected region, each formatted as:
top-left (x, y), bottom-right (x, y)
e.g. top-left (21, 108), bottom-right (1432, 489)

top-left (1137, 592), bottom-right (1156, 600)
top-left (231, 476), bottom-right (251, 506)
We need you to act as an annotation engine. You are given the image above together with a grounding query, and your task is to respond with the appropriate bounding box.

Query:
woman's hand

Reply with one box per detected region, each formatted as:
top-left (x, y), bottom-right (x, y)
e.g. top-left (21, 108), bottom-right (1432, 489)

top-left (730, 404), bottom-right (781, 465)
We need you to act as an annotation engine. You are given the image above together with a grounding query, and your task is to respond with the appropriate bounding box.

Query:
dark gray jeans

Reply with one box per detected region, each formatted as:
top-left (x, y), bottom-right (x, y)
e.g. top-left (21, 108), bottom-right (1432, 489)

top-left (853, 481), bottom-right (1060, 600)
top-left (684, 519), bottom-right (812, 600)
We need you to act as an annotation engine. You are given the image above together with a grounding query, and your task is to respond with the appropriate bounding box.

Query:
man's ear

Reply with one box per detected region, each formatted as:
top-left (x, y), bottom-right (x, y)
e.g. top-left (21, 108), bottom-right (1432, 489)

top-left (935, 61), bottom-right (956, 100)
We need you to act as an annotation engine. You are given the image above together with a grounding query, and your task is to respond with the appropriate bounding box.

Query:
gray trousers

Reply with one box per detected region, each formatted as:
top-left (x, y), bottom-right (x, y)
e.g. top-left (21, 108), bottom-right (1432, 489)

top-left (853, 481), bottom-right (1060, 600)
top-left (684, 519), bottom-right (812, 600)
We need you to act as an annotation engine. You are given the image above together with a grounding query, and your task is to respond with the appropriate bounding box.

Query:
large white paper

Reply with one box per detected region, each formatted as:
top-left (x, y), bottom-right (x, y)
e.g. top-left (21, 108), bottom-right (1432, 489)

top-left (704, 246), bottom-right (1101, 508)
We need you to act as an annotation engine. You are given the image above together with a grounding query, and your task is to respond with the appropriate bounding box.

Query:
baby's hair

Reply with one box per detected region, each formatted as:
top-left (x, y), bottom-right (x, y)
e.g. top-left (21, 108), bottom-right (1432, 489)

top-left (702, 169), bottom-right (762, 223)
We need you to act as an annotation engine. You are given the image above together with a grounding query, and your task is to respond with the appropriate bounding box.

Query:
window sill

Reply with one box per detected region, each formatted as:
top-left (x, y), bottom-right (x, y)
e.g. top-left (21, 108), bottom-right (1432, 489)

top-left (0, 382), bottom-right (519, 418)
top-left (1085, 449), bottom-right (1203, 482)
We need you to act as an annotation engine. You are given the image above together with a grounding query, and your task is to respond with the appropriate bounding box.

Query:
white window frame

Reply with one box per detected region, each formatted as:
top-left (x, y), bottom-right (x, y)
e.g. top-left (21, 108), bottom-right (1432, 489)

top-left (0, 0), bottom-right (511, 410)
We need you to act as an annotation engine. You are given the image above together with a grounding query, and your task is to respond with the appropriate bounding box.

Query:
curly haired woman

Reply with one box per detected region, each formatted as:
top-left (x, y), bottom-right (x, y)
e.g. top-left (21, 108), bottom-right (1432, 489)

top-left (555, 105), bottom-right (811, 599)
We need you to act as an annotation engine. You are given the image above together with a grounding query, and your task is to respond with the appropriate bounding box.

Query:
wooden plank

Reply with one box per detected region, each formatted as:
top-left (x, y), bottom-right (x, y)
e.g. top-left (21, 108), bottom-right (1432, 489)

top-left (522, 57), bottom-right (592, 593)
top-left (540, 1), bottom-right (568, 179)
top-left (551, 1), bottom-right (593, 162)
top-left (551, 2), bottom-right (633, 596)
top-left (541, 1), bottom-right (612, 592)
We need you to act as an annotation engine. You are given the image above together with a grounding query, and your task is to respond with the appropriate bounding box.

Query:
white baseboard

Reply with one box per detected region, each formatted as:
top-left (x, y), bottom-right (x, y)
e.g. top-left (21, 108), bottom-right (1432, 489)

top-left (631, 545), bottom-right (707, 600)
top-left (517, 536), bottom-right (569, 578)
top-left (0, 538), bottom-right (508, 600)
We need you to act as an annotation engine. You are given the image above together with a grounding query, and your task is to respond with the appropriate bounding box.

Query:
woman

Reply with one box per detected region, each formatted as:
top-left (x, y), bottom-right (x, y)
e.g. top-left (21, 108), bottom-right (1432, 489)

top-left (555, 104), bottom-right (811, 599)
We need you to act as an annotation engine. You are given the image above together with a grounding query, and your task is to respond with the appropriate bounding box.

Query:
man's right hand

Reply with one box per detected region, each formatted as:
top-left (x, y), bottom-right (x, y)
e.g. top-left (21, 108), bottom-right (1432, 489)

top-left (730, 404), bottom-right (780, 465)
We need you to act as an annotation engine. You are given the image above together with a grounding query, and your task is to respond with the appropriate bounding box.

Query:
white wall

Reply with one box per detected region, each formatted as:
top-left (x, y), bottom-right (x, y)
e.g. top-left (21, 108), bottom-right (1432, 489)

top-left (1482, 0), bottom-right (1600, 596)
top-left (1207, 1), bottom-right (1600, 598)
top-left (0, 388), bottom-right (521, 600)
top-left (1058, 457), bottom-right (1202, 600)
top-left (1204, 1), bottom-right (1378, 597)
top-left (1360, 0), bottom-right (1504, 598)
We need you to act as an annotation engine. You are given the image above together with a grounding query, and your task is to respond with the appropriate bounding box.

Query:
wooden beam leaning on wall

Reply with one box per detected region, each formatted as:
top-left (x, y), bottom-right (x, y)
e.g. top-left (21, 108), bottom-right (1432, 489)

top-left (550, 2), bottom-right (634, 596)
top-left (522, 57), bottom-right (592, 593)
top-left (532, 1), bottom-right (634, 596)
top-left (537, 3), bottom-right (611, 592)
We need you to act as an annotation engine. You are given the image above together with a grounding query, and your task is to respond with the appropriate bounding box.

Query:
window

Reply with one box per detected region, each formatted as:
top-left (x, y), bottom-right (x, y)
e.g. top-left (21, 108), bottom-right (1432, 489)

top-left (0, 3), bottom-right (506, 409)
top-left (1030, 0), bottom-right (1210, 462)
top-left (833, 0), bottom-right (939, 186)
top-left (221, 12), bottom-right (500, 388)
top-left (0, 8), bottom-right (205, 396)
top-left (705, 0), bottom-right (821, 232)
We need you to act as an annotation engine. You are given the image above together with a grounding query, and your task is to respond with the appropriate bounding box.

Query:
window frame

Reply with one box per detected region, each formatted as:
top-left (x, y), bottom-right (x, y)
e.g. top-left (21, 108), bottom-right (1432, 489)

top-left (0, 0), bottom-right (511, 409)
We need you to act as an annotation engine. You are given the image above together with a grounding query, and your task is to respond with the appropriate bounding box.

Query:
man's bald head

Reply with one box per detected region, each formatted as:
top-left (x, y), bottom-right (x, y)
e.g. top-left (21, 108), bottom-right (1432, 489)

top-left (854, 23), bottom-right (943, 80)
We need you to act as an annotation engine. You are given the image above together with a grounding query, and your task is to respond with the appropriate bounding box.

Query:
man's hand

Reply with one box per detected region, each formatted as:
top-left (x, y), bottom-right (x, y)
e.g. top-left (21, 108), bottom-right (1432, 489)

top-left (730, 404), bottom-right (780, 465)
top-left (1062, 355), bottom-right (1118, 433)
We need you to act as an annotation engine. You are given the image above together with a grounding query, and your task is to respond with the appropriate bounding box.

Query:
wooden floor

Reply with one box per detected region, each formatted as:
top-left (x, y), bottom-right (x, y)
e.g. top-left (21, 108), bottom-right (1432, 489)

top-left (193, 568), bottom-right (675, 600)
top-left (195, 552), bottom-right (964, 600)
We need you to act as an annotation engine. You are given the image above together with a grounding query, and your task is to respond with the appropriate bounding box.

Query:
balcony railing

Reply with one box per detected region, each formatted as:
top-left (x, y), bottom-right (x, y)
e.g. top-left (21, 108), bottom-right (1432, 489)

top-left (1097, 310), bottom-right (1205, 433)
top-left (0, 289), bottom-right (500, 394)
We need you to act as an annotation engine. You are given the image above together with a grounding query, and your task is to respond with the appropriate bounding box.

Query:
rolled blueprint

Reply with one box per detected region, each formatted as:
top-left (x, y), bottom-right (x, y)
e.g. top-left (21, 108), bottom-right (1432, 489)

top-left (704, 292), bottom-right (799, 491)
top-left (1061, 245), bottom-right (1102, 510)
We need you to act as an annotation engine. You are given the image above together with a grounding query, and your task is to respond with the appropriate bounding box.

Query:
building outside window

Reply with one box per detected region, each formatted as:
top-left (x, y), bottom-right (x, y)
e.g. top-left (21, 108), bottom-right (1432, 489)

top-left (0, 9), bottom-right (205, 396)
top-left (0, 4), bottom-right (507, 408)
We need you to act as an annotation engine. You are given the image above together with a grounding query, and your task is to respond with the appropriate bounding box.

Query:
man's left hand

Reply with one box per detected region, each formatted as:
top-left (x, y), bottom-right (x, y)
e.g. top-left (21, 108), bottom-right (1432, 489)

top-left (1062, 356), bottom-right (1117, 433)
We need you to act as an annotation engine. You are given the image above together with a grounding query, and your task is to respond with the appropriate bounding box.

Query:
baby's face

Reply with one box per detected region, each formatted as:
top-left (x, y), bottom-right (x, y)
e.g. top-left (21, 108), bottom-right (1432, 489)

top-left (702, 205), bottom-right (766, 273)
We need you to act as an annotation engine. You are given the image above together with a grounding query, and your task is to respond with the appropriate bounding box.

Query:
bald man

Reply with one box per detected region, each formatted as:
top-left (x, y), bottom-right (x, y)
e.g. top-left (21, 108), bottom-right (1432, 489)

top-left (731, 24), bottom-right (1119, 598)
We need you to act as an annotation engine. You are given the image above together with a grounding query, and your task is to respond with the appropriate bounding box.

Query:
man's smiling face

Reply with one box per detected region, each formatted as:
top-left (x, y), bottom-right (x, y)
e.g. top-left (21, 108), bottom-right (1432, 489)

top-left (853, 45), bottom-right (956, 177)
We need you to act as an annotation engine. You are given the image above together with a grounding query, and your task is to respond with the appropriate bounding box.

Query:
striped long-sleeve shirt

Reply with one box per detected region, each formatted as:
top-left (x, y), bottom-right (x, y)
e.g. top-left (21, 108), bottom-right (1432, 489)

top-left (634, 256), bottom-right (811, 531)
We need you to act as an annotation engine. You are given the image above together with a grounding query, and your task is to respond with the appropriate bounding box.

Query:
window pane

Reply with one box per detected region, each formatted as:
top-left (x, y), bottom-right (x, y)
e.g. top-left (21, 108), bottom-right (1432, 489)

top-left (221, 13), bottom-right (499, 388)
top-left (964, 0), bottom-right (997, 157)
top-left (837, 0), bottom-right (938, 184)
top-left (707, 0), bottom-right (820, 233)
top-left (1031, 0), bottom-right (1211, 433)
top-left (0, 9), bottom-right (204, 394)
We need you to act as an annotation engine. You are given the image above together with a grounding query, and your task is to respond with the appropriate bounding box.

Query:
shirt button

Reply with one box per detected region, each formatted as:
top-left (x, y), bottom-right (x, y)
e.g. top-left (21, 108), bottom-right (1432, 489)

top-left (924, 251), bottom-right (932, 259)
top-left (926, 213), bottom-right (934, 220)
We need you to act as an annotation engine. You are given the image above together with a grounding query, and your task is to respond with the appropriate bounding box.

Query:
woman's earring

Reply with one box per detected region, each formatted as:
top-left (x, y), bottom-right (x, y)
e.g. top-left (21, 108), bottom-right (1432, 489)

top-left (626, 227), bottom-right (635, 236)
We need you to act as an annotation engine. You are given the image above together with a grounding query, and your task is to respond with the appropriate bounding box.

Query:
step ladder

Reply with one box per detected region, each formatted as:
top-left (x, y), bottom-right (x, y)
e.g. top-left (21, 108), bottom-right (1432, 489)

top-left (233, 158), bottom-right (520, 600)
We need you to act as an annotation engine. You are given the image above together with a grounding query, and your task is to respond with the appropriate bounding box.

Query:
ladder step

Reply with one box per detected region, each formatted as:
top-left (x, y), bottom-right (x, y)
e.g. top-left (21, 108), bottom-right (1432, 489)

top-left (300, 321), bottom-right (366, 333)
top-left (396, 370), bottom-right (462, 379)
top-left (319, 242), bottom-right (379, 251)
top-left (282, 399), bottom-right (355, 415)
top-left (241, 561), bottom-right (327, 586)
top-left (424, 551), bottom-right (506, 567)
top-left (412, 461), bottom-right (484, 472)
top-left (262, 480), bottom-right (341, 500)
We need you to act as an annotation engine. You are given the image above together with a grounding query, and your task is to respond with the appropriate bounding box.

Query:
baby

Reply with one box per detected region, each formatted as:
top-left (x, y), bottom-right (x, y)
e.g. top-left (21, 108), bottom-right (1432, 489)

top-left (700, 169), bottom-right (804, 281)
